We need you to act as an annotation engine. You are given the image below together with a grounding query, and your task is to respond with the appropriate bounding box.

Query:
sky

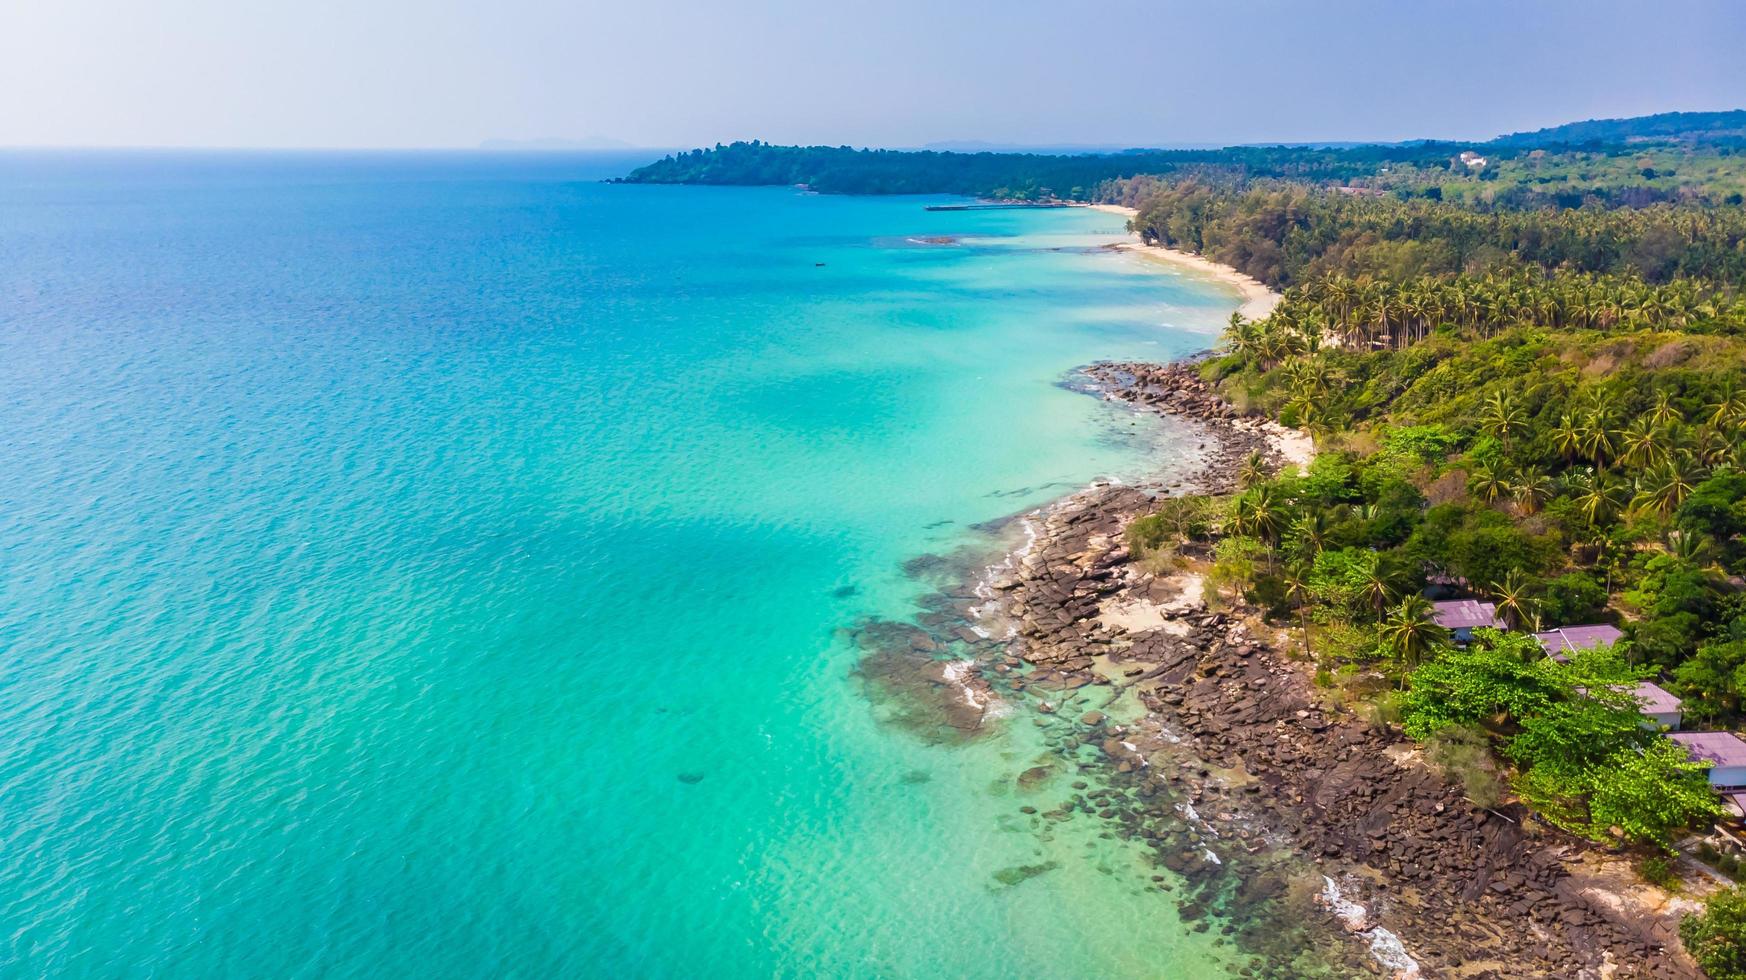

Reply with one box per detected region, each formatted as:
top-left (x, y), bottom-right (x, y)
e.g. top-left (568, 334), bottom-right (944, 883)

top-left (3, 0), bottom-right (1744, 150)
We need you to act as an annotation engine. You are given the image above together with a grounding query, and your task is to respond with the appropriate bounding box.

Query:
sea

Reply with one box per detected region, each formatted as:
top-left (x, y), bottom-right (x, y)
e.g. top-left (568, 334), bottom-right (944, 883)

top-left (0, 149), bottom-right (1255, 977)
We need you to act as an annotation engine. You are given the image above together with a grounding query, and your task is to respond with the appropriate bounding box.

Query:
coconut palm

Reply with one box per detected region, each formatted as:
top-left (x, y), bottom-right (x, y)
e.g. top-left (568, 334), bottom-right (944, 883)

top-left (1619, 417), bottom-right (1670, 470)
top-left (1290, 510), bottom-right (1330, 558)
top-left (1281, 562), bottom-right (1314, 661)
top-left (1237, 450), bottom-right (1270, 490)
top-left (1493, 569), bottom-right (1537, 631)
top-left (1569, 470), bottom-right (1627, 527)
top-left (1648, 390), bottom-right (1684, 429)
top-left (1480, 392), bottom-right (1527, 451)
top-left (1551, 413), bottom-right (1586, 463)
top-left (1380, 595), bottom-right (1449, 686)
top-left (1509, 469), bottom-right (1555, 516)
top-left (1355, 551), bottom-right (1394, 621)
top-left (1469, 461), bottom-right (1509, 504)
top-left (1633, 457), bottom-right (1700, 518)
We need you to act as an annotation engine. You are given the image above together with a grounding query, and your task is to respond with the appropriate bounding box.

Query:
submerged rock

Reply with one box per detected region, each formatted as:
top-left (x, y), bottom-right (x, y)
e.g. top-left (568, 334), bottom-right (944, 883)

top-left (991, 860), bottom-right (1060, 888)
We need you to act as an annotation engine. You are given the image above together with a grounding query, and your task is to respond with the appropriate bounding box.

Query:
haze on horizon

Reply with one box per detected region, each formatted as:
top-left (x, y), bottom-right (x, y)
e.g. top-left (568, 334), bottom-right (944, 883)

top-left (3, 0), bottom-right (1745, 151)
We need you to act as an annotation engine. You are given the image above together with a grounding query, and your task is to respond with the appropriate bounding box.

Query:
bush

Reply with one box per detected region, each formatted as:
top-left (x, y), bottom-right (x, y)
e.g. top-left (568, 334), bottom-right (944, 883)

top-left (1360, 693), bottom-right (1403, 733)
top-left (1682, 886), bottom-right (1746, 980)
top-left (1424, 723), bottom-right (1504, 808)
top-left (1640, 855), bottom-right (1679, 890)
top-left (1538, 572), bottom-right (1609, 626)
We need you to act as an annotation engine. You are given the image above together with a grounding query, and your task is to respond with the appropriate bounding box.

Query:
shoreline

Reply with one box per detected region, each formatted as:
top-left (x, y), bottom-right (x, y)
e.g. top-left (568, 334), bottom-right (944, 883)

top-left (1087, 204), bottom-right (1282, 321)
top-left (861, 370), bottom-right (1698, 977)
top-left (855, 202), bottom-right (1689, 976)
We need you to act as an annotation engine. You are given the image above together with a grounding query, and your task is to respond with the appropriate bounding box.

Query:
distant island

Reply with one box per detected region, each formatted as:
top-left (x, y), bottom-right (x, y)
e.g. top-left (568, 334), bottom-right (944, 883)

top-left (625, 110), bottom-right (1746, 979)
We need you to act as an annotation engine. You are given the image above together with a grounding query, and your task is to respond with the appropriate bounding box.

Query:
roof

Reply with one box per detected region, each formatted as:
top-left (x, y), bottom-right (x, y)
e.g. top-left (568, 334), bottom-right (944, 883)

top-left (1431, 599), bottom-right (1505, 631)
top-left (1633, 681), bottom-right (1683, 716)
top-left (1671, 732), bottom-right (1746, 767)
top-left (1535, 625), bottom-right (1624, 661)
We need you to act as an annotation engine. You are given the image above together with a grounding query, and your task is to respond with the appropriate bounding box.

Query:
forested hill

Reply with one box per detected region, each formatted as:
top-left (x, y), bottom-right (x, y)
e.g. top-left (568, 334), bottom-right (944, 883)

top-left (616, 140), bottom-right (1466, 199)
top-left (1495, 109), bottom-right (1746, 146)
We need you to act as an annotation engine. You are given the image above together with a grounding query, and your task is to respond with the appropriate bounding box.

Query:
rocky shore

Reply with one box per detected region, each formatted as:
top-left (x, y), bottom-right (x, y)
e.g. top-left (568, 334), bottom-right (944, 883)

top-left (855, 359), bottom-right (1701, 978)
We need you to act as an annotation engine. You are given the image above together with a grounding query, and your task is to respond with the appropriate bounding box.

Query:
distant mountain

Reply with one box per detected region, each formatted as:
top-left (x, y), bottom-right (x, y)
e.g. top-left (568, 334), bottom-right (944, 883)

top-left (1494, 109), bottom-right (1746, 146)
top-left (478, 136), bottom-right (637, 151)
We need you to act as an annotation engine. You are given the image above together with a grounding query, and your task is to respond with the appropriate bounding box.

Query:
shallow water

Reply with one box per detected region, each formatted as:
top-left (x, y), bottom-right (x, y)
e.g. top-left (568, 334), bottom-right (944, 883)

top-left (0, 150), bottom-right (1246, 977)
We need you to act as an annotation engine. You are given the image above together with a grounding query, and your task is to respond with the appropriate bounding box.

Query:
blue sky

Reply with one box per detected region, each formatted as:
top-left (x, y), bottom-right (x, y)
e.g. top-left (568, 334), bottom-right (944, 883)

top-left (3, 0), bottom-right (1743, 149)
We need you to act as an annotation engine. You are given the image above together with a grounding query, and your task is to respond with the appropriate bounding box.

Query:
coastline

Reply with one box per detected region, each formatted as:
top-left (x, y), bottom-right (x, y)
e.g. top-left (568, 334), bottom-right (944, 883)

top-left (863, 366), bottom-right (1699, 977)
top-left (1088, 204), bottom-right (1282, 321)
top-left (855, 237), bottom-right (1692, 973)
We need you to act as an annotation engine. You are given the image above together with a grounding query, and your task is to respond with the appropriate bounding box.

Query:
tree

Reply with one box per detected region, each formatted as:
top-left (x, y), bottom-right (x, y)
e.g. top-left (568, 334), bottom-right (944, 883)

top-left (1282, 562), bottom-right (1314, 661)
top-left (1494, 569), bottom-right (1538, 631)
top-left (1584, 738), bottom-right (1723, 850)
top-left (1480, 391), bottom-right (1527, 451)
top-left (1682, 886), bottom-right (1746, 980)
top-left (1673, 639), bottom-right (1746, 722)
top-left (1633, 457), bottom-right (1700, 519)
top-left (1469, 461), bottom-right (1509, 504)
top-left (1509, 469), bottom-right (1554, 516)
top-left (1354, 550), bottom-right (1395, 620)
top-left (1238, 450), bottom-right (1270, 490)
top-left (1380, 595), bottom-right (1449, 684)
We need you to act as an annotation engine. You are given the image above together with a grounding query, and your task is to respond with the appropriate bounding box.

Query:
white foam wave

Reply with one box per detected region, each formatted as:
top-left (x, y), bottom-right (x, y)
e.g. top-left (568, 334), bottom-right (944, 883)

top-left (1319, 876), bottom-right (1421, 978)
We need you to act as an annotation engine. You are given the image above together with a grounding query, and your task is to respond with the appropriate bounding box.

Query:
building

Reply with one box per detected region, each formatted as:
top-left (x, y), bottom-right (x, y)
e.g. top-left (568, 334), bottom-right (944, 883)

top-left (1458, 150), bottom-right (1488, 169)
top-left (1671, 732), bottom-right (1746, 789)
top-left (1533, 624), bottom-right (1624, 663)
top-left (1632, 681), bottom-right (1683, 730)
top-left (1431, 599), bottom-right (1505, 643)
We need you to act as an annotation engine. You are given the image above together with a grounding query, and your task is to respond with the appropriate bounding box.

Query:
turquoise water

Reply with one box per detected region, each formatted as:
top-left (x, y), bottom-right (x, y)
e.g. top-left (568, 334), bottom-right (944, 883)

top-left (0, 151), bottom-right (1244, 977)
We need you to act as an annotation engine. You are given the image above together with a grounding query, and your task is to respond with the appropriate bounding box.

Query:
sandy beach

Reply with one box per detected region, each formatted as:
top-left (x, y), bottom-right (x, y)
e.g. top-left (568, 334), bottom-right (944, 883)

top-left (1088, 204), bottom-right (1282, 321)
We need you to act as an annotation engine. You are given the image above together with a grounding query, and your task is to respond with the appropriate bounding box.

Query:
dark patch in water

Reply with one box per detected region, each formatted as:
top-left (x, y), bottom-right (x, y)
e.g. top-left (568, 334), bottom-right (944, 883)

top-left (676, 771), bottom-right (705, 784)
top-left (900, 770), bottom-right (932, 785)
top-left (901, 553), bottom-right (950, 580)
top-left (831, 584), bottom-right (859, 598)
top-left (991, 861), bottom-right (1060, 888)
top-left (1016, 764), bottom-right (1057, 791)
top-left (851, 619), bottom-right (994, 744)
top-left (923, 518), bottom-right (954, 529)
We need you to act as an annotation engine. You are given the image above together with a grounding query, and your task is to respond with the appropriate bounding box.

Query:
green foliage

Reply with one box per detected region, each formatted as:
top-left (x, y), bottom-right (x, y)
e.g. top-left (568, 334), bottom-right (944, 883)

top-left (1584, 739), bottom-right (1723, 849)
top-left (1682, 886), bottom-right (1746, 980)
top-left (1399, 631), bottom-right (1568, 739)
top-left (1673, 639), bottom-right (1746, 721)
top-left (1401, 635), bottom-right (1709, 848)
top-left (1537, 572), bottom-right (1609, 625)
top-left (1638, 854), bottom-right (1679, 890)
top-left (1679, 471), bottom-right (1746, 572)
top-left (1127, 496), bottom-right (1217, 555)
top-left (1424, 724), bottom-right (1504, 808)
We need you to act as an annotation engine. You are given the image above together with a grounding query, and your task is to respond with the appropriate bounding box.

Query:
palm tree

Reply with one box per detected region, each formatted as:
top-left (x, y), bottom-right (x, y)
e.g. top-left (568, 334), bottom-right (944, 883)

top-left (1355, 551), bottom-right (1394, 621)
top-left (1290, 510), bottom-right (1330, 558)
top-left (1480, 392), bottom-right (1527, 451)
top-left (1580, 407), bottom-right (1619, 470)
top-left (1633, 457), bottom-right (1700, 518)
top-left (1551, 412), bottom-right (1585, 463)
top-left (1619, 417), bottom-right (1670, 470)
top-left (1569, 469), bottom-right (1626, 527)
top-left (1709, 382), bottom-right (1746, 428)
top-left (1669, 530), bottom-right (1712, 566)
top-left (1469, 461), bottom-right (1509, 504)
top-left (1493, 569), bottom-right (1536, 631)
top-left (1282, 562), bottom-right (1314, 661)
top-left (1509, 469), bottom-right (1554, 516)
top-left (1380, 595), bottom-right (1449, 686)
top-left (1648, 390), bottom-right (1684, 429)
top-left (1238, 450), bottom-right (1270, 490)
